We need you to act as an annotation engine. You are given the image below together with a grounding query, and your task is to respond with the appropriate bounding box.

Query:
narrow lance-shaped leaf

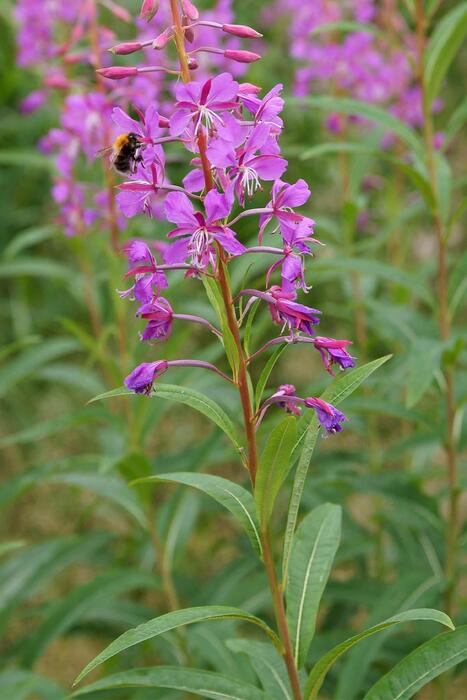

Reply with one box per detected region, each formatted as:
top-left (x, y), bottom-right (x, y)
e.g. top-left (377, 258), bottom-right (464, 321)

top-left (283, 355), bottom-right (391, 580)
top-left (74, 606), bottom-right (281, 685)
top-left (227, 639), bottom-right (293, 700)
top-left (363, 626), bottom-right (467, 700)
top-left (286, 504), bottom-right (342, 667)
top-left (255, 344), bottom-right (287, 411)
top-left (304, 608), bottom-right (454, 700)
top-left (291, 95), bottom-right (424, 157)
top-left (134, 472), bottom-right (262, 557)
top-left (425, 2), bottom-right (467, 106)
top-left (255, 417), bottom-right (297, 529)
top-left (71, 666), bottom-right (269, 700)
top-left (89, 383), bottom-right (241, 452)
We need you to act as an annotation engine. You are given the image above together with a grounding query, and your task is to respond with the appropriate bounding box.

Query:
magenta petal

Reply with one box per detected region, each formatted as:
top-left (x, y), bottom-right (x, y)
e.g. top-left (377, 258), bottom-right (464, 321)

top-left (111, 107), bottom-right (142, 136)
top-left (213, 231), bottom-right (246, 255)
top-left (183, 168), bottom-right (205, 193)
top-left (281, 179), bottom-right (311, 207)
top-left (204, 188), bottom-right (231, 223)
top-left (164, 191), bottom-right (197, 226)
top-left (165, 238), bottom-right (190, 264)
top-left (208, 73), bottom-right (239, 104)
top-left (251, 155), bottom-right (288, 181)
top-left (169, 109), bottom-right (193, 136)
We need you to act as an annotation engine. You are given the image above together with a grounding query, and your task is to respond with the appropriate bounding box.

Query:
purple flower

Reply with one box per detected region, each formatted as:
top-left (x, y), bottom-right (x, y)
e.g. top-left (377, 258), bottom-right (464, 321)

top-left (164, 189), bottom-right (245, 269)
top-left (259, 179), bottom-right (314, 241)
top-left (259, 385), bottom-right (347, 433)
top-left (313, 336), bottom-right (355, 374)
top-left (116, 160), bottom-right (166, 218)
top-left (208, 123), bottom-right (287, 204)
top-left (240, 83), bottom-right (284, 134)
top-left (170, 73), bottom-right (239, 136)
top-left (136, 297), bottom-right (173, 342)
top-left (120, 240), bottom-right (168, 303)
top-left (304, 397), bottom-right (347, 433)
top-left (242, 286), bottom-right (321, 336)
top-left (125, 360), bottom-right (168, 394)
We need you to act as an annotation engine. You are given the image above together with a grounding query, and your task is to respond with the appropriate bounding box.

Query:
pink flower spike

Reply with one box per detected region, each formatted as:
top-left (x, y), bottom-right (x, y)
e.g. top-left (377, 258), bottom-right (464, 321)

top-left (109, 41), bottom-right (145, 55)
top-left (181, 0), bottom-right (199, 21)
top-left (97, 66), bottom-right (138, 79)
top-left (224, 50), bottom-right (261, 64)
top-left (222, 24), bottom-right (263, 39)
top-left (139, 0), bottom-right (160, 22)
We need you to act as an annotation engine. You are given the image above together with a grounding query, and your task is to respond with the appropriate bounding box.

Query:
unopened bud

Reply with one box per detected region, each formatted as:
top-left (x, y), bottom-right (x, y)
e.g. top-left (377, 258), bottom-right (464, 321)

top-left (181, 0), bottom-right (199, 20)
top-left (222, 24), bottom-right (262, 39)
top-left (183, 15), bottom-right (194, 43)
top-left (224, 50), bottom-right (261, 64)
top-left (139, 0), bottom-right (160, 22)
top-left (43, 74), bottom-right (70, 89)
top-left (97, 66), bottom-right (138, 79)
top-left (109, 41), bottom-right (143, 55)
top-left (238, 82), bottom-right (262, 94)
top-left (153, 28), bottom-right (173, 49)
top-left (187, 57), bottom-right (199, 70)
top-left (158, 115), bottom-right (170, 128)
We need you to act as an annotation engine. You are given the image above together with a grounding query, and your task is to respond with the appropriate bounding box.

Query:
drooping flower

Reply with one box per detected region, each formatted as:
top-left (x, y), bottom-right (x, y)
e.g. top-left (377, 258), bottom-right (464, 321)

top-left (120, 239), bottom-right (168, 303)
top-left (304, 397), bottom-right (347, 433)
top-left (136, 297), bottom-right (173, 342)
top-left (124, 360), bottom-right (168, 394)
top-left (313, 336), bottom-right (356, 374)
top-left (241, 286), bottom-right (321, 335)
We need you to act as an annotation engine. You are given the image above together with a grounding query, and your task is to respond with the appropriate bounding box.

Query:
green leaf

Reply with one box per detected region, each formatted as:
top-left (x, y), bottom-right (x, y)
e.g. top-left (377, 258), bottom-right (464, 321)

top-left (286, 504), bottom-right (342, 667)
top-left (0, 535), bottom-right (108, 632)
top-left (363, 626), bottom-right (467, 700)
top-left (48, 472), bottom-right (147, 528)
top-left (283, 355), bottom-right (391, 579)
top-left (425, 2), bottom-right (467, 105)
top-left (406, 339), bottom-right (443, 408)
top-left (134, 472), bottom-right (262, 557)
top-left (0, 150), bottom-right (53, 169)
top-left (255, 417), bottom-right (297, 529)
top-left (304, 609), bottom-right (454, 700)
top-left (335, 572), bottom-right (443, 700)
top-left (3, 225), bottom-right (58, 259)
top-left (90, 383), bottom-right (241, 451)
top-left (0, 338), bottom-right (80, 398)
top-left (300, 143), bottom-right (434, 210)
top-left (0, 257), bottom-right (71, 281)
top-left (227, 639), bottom-right (293, 700)
top-left (74, 606), bottom-right (281, 684)
top-left (254, 344), bottom-right (287, 411)
top-left (21, 570), bottom-right (158, 667)
top-left (292, 96), bottom-right (424, 157)
top-left (308, 20), bottom-right (381, 38)
top-left (71, 666), bottom-right (268, 700)
top-left (0, 669), bottom-right (64, 700)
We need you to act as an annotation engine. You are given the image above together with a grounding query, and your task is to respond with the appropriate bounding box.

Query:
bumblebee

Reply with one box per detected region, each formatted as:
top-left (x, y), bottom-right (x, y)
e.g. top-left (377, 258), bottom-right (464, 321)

top-left (100, 132), bottom-right (144, 175)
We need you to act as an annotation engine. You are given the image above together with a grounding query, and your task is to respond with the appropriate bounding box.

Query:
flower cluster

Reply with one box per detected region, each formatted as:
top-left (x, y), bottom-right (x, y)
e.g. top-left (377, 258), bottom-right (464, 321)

top-left (264, 0), bottom-right (440, 139)
top-left (108, 0), bottom-right (355, 435)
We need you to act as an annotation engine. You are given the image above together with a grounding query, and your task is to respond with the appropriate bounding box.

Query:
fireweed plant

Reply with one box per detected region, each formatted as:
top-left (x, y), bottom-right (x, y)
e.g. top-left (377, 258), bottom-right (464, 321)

top-left (62, 2), bottom-right (467, 699)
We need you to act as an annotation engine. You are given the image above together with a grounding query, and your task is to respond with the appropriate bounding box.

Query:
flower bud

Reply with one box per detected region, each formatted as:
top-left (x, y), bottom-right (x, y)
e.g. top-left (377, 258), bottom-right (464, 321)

top-left (187, 57), bottom-right (199, 70)
top-left (224, 49), bottom-right (261, 64)
top-left (153, 28), bottom-right (173, 49)
top-left (43, 73), bottom-right (70, 89)
top-left (96, 66), bottom-right (138, 79)
top-left (158, 115), bottom-right (170, 128)
top-left (222, 24), bottom-right (262, 39)
top-left (109, 41), bottom-right (144, 55)
top-left (181, 0), bottom-right (199, 20)
top-left (139, 0), bottom-right (160, 21)
top-left (238, 82), bottom-right (262, 94)
top-left (183, 16), bottom-right (195, 43)
top-left (102, 0), bottom-right (131, 22)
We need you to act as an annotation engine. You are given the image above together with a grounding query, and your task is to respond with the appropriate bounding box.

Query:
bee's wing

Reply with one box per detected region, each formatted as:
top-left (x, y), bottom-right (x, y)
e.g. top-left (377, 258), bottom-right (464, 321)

top-left (96, 145), bottom-right (114, 158)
